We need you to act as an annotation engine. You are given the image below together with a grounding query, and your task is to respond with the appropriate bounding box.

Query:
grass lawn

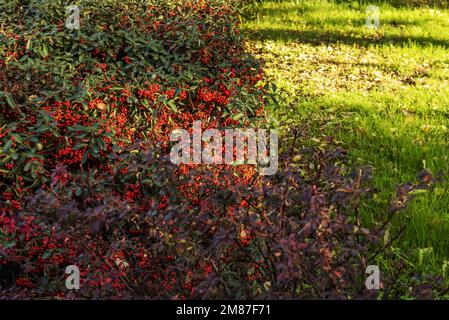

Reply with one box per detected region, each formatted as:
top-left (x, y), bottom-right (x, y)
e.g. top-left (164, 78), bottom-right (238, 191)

top-left (243, 0), bottom-right (449, 276)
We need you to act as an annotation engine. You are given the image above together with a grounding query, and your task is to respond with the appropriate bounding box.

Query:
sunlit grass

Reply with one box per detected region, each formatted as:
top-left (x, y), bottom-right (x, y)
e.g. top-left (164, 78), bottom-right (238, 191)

top-left (243, 0), bottom-right (449, 273)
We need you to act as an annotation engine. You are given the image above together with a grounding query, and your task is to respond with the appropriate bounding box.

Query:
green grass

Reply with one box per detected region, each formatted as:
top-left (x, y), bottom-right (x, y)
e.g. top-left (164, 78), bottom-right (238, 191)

top-left (243, 0), bottom-right (449, 274)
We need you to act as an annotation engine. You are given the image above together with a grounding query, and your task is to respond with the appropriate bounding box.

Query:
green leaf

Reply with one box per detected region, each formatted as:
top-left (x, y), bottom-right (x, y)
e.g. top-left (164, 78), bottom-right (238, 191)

top-left (10, 133), bottom-right (23, 144)
top-left (167, 100), bottom-right (178, 112)
top-left (81, 150), bottom-right (89, 164)
top-left (24, 161), bottom-right (32, 172)
top-left (5, 241), bottom-right (16, 249)
top-left (4, 93), bottom-right (17, 109)
top-left (2, 139), bottom-right (13, 153)
top-left (73, 143), bottom-right (88, 150)
top-left (26, 38), bottom-right (32, 50)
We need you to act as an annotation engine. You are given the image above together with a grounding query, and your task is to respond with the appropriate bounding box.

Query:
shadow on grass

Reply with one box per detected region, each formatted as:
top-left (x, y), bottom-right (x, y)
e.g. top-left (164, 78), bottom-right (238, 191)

top-left (253, 6), bottom-right (432, 28)
top-left (250, 2), bottom-right (434, 27)
top-left (308, 16), bottom-right (430, 28)
top-left (245, 27), bottom-right (449, 48)
top-left (335, 0), bottom-right (449, 8)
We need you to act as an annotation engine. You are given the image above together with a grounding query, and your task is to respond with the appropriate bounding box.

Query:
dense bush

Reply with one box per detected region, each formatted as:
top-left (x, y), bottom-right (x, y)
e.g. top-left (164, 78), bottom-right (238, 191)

top-left (0, 0), bottom-right (445, 299)
top-left (0, 0), bottom-right (268, 297)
